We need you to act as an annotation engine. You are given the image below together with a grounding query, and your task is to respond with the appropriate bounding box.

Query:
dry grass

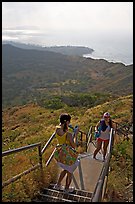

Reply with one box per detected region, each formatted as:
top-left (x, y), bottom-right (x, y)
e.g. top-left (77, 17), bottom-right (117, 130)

top-left (104, 136), bottom-right (133, 202)
top-left (2, 94), bottom-right (133, 201)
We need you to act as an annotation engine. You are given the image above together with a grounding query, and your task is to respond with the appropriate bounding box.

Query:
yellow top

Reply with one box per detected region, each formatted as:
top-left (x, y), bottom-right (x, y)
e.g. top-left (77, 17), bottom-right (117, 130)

top-left (55, 125), bottom-right (70, 145)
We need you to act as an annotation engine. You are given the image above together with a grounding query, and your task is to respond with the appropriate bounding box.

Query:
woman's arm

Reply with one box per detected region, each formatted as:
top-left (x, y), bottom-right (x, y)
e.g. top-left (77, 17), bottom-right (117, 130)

top-left (112, 121), bottom-right (117, 130)
top-left (66, 132), bottom-right (76, 148)
top-left (95, 121), bottom-right (100, 132)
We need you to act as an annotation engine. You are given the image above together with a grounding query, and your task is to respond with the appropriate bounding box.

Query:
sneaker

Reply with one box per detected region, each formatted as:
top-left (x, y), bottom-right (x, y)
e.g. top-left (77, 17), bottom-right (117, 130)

top-left (53, 184), bottom-right (64, 190)
top-left (64, 187), bottom-right (75, 193)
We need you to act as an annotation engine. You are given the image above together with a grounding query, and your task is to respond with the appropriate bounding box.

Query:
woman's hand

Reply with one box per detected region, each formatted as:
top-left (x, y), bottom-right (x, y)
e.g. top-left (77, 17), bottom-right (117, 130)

top-left (74, 125), bottom-right (79, 135)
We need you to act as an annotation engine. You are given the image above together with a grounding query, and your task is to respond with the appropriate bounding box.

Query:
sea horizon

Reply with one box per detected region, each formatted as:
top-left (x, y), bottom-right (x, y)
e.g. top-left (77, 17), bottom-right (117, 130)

top-left (83, 52), bottom-right (133, 66)
top-left (83, 41), bottom-right (133, 66)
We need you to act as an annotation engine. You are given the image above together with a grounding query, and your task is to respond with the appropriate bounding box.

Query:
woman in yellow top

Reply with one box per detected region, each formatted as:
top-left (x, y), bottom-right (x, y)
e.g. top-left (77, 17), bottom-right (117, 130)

top-left (53, 113), bottom-right (79, 193)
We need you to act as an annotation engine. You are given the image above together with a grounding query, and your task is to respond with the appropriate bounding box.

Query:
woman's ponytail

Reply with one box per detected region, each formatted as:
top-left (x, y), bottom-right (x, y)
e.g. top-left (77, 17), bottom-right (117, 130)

top-left (60, 113), bottom-right (71, 132)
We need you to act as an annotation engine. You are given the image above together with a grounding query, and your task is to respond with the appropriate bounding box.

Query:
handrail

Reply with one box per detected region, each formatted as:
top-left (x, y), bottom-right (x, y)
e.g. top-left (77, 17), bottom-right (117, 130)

top-left (2, 142), bottom-right (41, 157)
top-left (2, 163), bottom-right (40, 188)
top-left (91, 128), bottom-right (114, 202)
top-left (86, 126), bottom-right (93, 152)
top-left (45, 147), bottom-right (57, 166)
top-left (2, 142), bottom-right (42, 188)
top-left (91, 152), bottom-right (112, 202)
top-left (2, 124), bottom-right (113, 202)
top-left (41, 132), bottom-right (56, 155)
top-left (2, 127), bottom-right (82, 189)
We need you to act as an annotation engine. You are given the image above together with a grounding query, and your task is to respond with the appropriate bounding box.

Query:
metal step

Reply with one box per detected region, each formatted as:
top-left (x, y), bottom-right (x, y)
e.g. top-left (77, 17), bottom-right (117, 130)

top-left (49, 183), bottom-right (93, 198)
top-left (36, 192), bottom-right (77, 202)
top-left (41, 188), bottom-right (92, 202)
top-left (32, 184), bottom-right (93, 202)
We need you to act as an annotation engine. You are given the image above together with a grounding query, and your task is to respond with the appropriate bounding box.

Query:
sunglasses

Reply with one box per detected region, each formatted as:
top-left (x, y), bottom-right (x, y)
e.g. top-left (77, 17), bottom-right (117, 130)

top-left (104, 116), bottom-right (110, 118)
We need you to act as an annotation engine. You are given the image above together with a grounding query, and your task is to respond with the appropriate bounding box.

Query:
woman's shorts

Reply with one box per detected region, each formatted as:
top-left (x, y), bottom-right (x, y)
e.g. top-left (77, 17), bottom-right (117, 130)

top-left (97, 138), bottom-right (109, 142)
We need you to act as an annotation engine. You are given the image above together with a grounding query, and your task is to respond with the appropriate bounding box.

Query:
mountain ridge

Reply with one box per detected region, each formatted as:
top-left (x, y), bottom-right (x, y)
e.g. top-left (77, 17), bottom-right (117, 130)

top-left (2, 41), bottom-right (94, 56)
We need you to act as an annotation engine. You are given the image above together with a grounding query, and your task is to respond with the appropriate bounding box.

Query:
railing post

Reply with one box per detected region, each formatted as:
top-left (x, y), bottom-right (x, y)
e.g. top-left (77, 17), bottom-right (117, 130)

top-left (38, 144), bottom-right (43, 169)
top-left (86, 133), bottom-right (88, 152)
top-left (86, 126), bottom-right (92, 152)
top-left (80, 132), bottom-right (82, 141)
top-left (90, 126), bottom-right (93, 143)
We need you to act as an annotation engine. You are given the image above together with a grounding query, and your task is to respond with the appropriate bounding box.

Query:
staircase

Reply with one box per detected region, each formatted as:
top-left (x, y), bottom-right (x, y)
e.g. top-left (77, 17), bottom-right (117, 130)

top-left (32, 184), bottom-right (93, 202)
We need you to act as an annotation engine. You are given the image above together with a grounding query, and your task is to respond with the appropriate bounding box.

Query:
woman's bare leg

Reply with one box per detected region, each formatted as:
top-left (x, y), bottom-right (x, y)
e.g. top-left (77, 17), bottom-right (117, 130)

top-left (103, 140), bottom-right (109, 160)
top-left (93, 139), bottom-right (102, 159)
top-left (57, 170), bottom-right (67, 186)
top-left (65, 171), bottom-right (72, 189)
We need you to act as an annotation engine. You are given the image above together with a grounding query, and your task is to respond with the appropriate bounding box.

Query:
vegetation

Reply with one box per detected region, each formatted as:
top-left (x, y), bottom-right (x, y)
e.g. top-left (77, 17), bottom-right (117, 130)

top-left (2, 43), bottom-right (133, 201)
top-left (2, 94), bottom-right (133, 201)
top-left (104, 137), bottom-right (133, 202)
top-left (2, 44), bottom-right (133, 108)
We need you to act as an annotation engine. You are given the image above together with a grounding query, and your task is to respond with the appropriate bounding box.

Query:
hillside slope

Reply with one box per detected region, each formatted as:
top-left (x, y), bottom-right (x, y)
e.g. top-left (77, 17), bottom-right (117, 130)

top-left (2, 94), bottom-right (133, 151)
top-left (2, 94), bottom-right (133, 202)
top-left (2, 45), bottom-right (133, 108)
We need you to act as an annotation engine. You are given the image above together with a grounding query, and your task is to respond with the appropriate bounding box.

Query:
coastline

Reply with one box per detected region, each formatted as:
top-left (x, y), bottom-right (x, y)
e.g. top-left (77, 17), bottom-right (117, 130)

top-left (83, 52), bottom-right (133, 66)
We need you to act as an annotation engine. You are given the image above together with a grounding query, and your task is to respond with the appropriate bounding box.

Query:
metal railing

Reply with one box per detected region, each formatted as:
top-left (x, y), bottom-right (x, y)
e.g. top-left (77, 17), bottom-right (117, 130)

top-left (86, 125), bottom-right (93, 152)
top-left (2, 127), bottom-right (85, 188)
top-left (91, 128), bottom-right (114, 202)
top-left (2, 125), bottom-right (114, 202)
top-left (41, 132), bottom-right (56, 155)
top-left (2, 142), bottom-right (42, 188)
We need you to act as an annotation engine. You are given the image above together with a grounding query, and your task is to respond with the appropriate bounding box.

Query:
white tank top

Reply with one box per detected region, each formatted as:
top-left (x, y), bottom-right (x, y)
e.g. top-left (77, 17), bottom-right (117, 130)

top-left (99, 125), bottom-right (111, 140)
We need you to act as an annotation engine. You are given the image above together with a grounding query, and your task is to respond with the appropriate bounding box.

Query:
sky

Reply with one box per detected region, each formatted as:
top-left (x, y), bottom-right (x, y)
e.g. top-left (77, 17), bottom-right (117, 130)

top-left (2, 2), bottom-right (133, 47)
top-left (2, 2), bottom-right (133, 65)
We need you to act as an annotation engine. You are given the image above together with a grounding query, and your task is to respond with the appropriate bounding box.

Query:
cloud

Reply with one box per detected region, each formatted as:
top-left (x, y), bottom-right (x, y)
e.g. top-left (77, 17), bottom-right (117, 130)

top-left (2, 2), bottom-right (133, 46)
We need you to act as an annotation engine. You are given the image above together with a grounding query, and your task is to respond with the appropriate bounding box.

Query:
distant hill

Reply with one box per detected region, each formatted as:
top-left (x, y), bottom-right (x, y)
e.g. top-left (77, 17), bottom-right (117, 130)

top-left (2, 41), bottom-right (94, 56)
top-left (2, 44), bottom-right (133, 108)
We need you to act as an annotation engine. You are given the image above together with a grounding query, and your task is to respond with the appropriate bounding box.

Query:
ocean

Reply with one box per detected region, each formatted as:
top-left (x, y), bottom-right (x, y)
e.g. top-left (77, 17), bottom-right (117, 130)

top-left (83, 50), bottom-right (133, 66)
top-left (83, 38), bottom-right (133, 66)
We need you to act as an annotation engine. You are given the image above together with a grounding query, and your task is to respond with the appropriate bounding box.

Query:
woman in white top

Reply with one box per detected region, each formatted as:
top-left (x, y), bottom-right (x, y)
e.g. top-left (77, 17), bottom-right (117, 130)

top-left (93, 112), bottom-right (116, 161)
